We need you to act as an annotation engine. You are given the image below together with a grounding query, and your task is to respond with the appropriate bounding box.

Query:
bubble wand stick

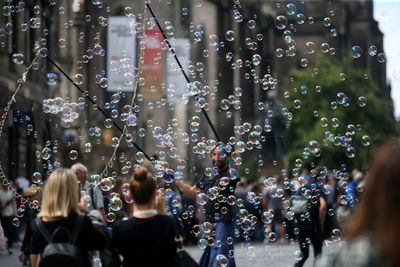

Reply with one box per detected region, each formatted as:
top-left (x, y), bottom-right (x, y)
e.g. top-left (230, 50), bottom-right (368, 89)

top-left (146, 4), bottom-right (239, 173)
top-left (145, 3), bottom-right (222, 144)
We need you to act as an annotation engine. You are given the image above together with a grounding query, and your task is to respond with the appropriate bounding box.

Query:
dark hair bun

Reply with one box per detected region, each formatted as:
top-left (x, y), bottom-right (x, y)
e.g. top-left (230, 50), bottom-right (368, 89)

top-left (134, 166), bottom-right (148, 182)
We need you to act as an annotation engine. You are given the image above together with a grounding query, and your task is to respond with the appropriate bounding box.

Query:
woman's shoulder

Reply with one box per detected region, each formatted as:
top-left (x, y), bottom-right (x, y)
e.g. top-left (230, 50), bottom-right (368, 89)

top-left (316, 235), bottom-right (386, 267)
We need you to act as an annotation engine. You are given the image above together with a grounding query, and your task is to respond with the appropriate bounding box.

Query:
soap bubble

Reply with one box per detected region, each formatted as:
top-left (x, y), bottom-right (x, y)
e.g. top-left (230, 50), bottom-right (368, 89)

top-left (345, 147), bottom-right (355, 158)
top-left (330, 229), bottom-right (343, 242)
top-left (275, 48), bottom-right (284, 58)
top-left (300, 58), bottom-right (308, 67)
top-left (85, 142), bottom-right (92, 153)
top-left (351, 46), bottom-right (362, 58)
top-left (197, 193), bottom-right (208, 206)
top-left (12, 218), bottom-right (20, 227)
top-left (286, 3), bottom-right (296, 15)
top-left (41, 147), bottom-right (52, 160)
top-left (357, 96), bottom-right (367, 107)
top-left (368, 45), bottom-right (378, 57)
top-left (46, 73), bottom-right (58, 86)
top-left (294, 250), bottom-right (303, 263)
top-left (323, 17), bottom-right (332, 27)
top-left (69, 150), bottom-right (78, 160)
top-left (321, 43), bottom-right (330, 53)
top-left (293, 99), bottom-right (302, 109)
top-left (124, 6), bottom-right (134, 17)
top-left (368, 45), bottom-right (377, 56)
top-left (197, 239), bottom-right (208, 249)
top-left (111, 93), bottom-right (121, 104)
top-left (106, 212), bottom-right (116, 223)
top-left (164, 169), bottom-right (175, 183)
top-left (296, 14), bottom-right (306, 24)
top-left (12, 53), bottom-right (24, 64)
top-left (109, 197), bottom-right (123, 211)
top-left (136, 152), bottom-right (145, 163)
top-left (247, 20), bottom-right (256, 29)
top-left (252, 54), bottom-right (261, 66)
top-left (361, 135), bottom-right (371, 146)
top-left (192, 225), bottom-right (201, 235)
top-left (111, 137), bottom-right (120, 147)
top-left (216, 254), bottom-right (228, 267)
top-left (305, 42), bottom-right (316, 54)
top-left (58, 39), bottom-right (67, 48)
top-left (73, 74), bottom-right (84, 85)
top-left (104, 118), bottom-right (113, 128)
top-left (274, 15), bottom-right (287, 30)
top-left (225, 30), bottom-right (235, 42)
top-left (88, 174), bottom-right (100, 184)
top-left (32, 172), bottom-right (42, 184)
top-left (98, 77), bottom-right (108, 88)
top-left (377, 53), bottom-right (386, 63)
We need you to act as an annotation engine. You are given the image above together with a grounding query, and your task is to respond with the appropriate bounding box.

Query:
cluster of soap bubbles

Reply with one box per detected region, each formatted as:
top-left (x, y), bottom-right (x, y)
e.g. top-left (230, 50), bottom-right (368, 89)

top-left (0, 2), bottom-right (392, 266)
top-left (42, 97), bottom-right (81, 123)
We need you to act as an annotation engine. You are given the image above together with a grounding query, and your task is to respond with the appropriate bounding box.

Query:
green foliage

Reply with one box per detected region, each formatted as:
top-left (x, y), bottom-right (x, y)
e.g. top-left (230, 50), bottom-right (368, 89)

top-left (284, 54), bottom-right (398, 173)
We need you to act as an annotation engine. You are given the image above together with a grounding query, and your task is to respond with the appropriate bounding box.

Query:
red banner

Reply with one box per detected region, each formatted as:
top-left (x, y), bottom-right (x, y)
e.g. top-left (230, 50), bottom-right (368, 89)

top-left (141, 30), bottom-right (164, 98)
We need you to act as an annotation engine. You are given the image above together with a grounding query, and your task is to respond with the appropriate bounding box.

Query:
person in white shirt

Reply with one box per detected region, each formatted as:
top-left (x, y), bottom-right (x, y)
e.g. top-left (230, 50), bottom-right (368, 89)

top-left (0, 182), bottom-right (17, 253)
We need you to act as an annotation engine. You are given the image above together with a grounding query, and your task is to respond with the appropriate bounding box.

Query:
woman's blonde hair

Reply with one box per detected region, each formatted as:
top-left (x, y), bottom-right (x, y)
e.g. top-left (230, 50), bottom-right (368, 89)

top-left (39, 168), bottom-right (79, 218)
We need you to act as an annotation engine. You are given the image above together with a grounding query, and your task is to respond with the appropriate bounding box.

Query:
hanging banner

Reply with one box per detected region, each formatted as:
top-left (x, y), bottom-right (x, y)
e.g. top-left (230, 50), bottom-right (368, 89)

top-left (166, 38), bottom-right (190, 103)
top-left (141, 29), bottom-right (164, 98)
top-left (107, 16), bottom-right (136, 92)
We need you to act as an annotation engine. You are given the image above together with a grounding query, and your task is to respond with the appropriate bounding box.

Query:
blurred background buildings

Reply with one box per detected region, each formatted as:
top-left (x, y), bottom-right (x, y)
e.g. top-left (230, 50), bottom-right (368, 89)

top-left (0, 0), bottom-right (392, 183)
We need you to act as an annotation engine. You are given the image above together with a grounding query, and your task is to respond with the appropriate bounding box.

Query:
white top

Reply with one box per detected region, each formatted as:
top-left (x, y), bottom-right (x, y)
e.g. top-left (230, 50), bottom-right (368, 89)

top-left (0, 188), bottom-right (17, 217)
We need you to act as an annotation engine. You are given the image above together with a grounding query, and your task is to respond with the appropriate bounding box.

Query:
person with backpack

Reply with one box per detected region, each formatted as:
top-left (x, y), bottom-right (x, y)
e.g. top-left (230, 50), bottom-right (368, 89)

top-left (111, 166), bottom-right (177, 267)
top-left (30, 168), bottom-right (107, 267)
top-left (291, 166), bottom-right (327, 267)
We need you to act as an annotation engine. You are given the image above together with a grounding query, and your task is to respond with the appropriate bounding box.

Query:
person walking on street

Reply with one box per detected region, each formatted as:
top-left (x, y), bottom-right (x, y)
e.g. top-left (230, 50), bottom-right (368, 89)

top-left (291, 167), bottom-right (327, 267)
top-left (176, 146), bottom-right (239, 267)
top-left (19, 186), bottom-right (42, 266)
top-left (0, 182), bottom-right (17, 254)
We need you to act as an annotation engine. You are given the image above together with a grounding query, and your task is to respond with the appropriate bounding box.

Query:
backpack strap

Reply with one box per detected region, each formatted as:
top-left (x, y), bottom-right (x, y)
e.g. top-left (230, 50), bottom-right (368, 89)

top-left (71, 213), bottom-right (85, 244)
top-left (35, 217), bottom-right (53, 244)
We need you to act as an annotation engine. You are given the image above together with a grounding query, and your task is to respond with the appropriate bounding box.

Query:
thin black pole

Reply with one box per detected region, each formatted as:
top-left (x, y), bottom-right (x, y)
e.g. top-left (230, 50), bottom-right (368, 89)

top-left (146, 3), bottom-right (222, 143)
top-left (46, 55), bottom-right (152, 162)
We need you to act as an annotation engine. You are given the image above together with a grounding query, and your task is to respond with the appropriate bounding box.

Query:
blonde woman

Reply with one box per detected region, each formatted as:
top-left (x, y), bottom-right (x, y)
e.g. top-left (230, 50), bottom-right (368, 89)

top-left (30, 168), bottom-right (106, 267)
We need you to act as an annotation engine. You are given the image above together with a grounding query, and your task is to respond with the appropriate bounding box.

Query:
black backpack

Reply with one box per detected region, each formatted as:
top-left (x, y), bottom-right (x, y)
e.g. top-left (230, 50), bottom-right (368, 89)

top-left (35, 214), bottom-right (85, 267)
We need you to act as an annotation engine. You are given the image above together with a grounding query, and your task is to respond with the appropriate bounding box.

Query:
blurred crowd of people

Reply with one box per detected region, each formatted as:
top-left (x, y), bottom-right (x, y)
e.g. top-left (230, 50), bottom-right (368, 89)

top-left (0, 142), bottom-right (399, 267)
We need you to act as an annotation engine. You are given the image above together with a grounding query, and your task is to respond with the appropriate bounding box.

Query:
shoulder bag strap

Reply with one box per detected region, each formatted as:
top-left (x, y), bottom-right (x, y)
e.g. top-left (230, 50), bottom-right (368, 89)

top-left (35, 217), bottom-right (53, 244)
top-left (71, 213), bottom-right (85, 244)
top-left (90, 187), bottom-right (97, 209)
top-left (171, 215), bottom-right (184, 250)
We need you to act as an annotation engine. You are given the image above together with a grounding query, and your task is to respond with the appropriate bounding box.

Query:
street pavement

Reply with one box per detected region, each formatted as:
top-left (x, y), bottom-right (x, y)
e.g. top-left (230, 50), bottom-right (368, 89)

top-left (186, 242), bottom-right (316, 267)
top-left (0, 241), bottom-right (340, 267)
